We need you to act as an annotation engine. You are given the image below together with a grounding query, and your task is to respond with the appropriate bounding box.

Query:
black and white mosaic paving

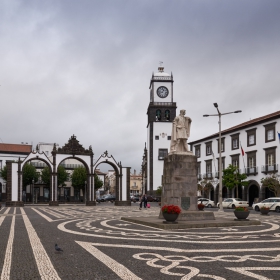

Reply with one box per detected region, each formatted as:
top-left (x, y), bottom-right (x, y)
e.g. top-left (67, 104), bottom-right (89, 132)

top-left (1, 204), bottom-right (280, 279)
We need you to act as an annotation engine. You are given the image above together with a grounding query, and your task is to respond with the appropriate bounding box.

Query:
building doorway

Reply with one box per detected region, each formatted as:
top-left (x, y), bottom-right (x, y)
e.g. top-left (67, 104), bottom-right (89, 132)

top-left (248, 184), bottom-right (259, 206)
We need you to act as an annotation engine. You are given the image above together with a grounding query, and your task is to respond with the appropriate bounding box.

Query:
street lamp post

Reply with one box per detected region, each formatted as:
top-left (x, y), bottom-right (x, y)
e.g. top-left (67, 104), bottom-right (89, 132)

top-left (32, 179), bottom-right (34, 204)
top-left (203, 103), bottom-right (241, 211)
top-left (84, 180), bottom-right (87, 205)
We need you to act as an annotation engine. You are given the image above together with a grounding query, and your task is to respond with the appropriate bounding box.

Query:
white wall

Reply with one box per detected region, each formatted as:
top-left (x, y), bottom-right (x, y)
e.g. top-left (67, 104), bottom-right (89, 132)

top-left (152, 122), bottom-right (172, 190)
top-left (12, 163), bottom-right (18, 201)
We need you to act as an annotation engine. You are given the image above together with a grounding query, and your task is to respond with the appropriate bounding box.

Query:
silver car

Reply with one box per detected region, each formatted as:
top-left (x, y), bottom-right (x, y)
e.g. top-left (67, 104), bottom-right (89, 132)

top-left (197, 198), bottom-right (215, 208)
top-left (253, 197), bottom-right (280, 212)
top-left (217, 198), bottom-right (249, 209)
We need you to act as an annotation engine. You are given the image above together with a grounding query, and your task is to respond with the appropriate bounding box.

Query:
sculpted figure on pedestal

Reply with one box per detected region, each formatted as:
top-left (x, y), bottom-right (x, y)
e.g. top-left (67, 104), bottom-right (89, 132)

top-left (170, 109), bottom-right (192, 153)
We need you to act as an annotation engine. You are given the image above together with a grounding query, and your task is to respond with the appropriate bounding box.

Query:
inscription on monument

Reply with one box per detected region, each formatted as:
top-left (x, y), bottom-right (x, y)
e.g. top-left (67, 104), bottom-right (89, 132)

top-left (181, 197), bottom-right (190, 210)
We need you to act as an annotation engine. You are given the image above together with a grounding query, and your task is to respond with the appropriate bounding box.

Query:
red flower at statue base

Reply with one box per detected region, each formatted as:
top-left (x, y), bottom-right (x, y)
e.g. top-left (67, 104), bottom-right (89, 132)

top-left (161, 204), bottom-right (181, 214)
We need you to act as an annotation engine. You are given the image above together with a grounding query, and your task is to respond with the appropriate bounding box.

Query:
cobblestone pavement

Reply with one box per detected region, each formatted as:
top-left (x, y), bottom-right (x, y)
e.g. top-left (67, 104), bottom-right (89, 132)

top-left (1, 203), bottom-right (280, 279)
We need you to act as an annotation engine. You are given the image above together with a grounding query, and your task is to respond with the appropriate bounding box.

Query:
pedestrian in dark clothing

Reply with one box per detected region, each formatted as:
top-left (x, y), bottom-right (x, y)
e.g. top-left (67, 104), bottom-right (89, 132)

top-left (139, 194), bottom-right (147, 210)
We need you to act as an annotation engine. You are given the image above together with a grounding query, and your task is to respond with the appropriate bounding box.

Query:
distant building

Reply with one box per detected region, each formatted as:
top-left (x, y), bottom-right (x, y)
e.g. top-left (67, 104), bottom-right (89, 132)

top-left (130, 169), bottom-right (142, 195)
top-left (189, 110), bottom-right (280, 206)
top-left (0, 143), bottom-right (32, 202)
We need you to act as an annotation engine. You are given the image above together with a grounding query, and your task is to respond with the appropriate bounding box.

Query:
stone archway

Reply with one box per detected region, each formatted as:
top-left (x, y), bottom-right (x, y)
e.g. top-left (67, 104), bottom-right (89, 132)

top-left (54, 135), bottom-right (94, 206)
top-left (21, 156), bottom-right (53, 204)
top-left (93, 151), bottom-right (131, 206)
top-left (5, 135), bottom-right (131, 207)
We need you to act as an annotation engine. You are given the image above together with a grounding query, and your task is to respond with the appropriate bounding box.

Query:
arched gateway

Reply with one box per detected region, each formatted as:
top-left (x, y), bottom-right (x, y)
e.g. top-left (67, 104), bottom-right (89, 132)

top-left (5, 135), bottom-right (131, 207)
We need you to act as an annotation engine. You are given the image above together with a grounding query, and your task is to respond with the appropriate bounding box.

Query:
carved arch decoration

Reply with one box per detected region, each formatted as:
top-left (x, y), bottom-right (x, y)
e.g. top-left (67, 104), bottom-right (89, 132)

top-left (53, 135), bottom-right (94, 206)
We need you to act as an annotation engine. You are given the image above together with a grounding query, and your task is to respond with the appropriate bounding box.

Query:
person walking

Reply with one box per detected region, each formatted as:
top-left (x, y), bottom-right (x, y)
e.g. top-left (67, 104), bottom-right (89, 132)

top-left (139, 194), bottom-right (147, 210)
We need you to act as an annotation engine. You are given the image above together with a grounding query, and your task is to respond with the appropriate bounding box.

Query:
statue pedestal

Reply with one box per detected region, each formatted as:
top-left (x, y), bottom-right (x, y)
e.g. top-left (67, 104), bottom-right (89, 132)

top-left (160, 153), bottom-right (215, 221)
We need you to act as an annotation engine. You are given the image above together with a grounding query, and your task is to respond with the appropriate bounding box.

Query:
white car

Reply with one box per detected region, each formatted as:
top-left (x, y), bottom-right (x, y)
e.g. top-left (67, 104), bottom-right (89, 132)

top-left (252, 197), bottom-right (280, 212)
top-left (217, 198), bottom-right (249, 209)
top-left (197, 198), bottom-right (215, 208)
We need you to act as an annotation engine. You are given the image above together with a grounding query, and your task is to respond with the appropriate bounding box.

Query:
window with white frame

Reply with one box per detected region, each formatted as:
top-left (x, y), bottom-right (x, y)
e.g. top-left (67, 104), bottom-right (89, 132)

top-left (264, 122), bottom-right (276, 143)
top-left (248, 157), bottom-right (254, 168)
top-left (217, 138), bottom-right (225, 153)
top-left (205, 142), bottom-right (212, 156)
top-left (246, 128), bottom-right (257, 146)
top-left (268, 154), bottom-right (275, 166)
top-left (205, 160), bottom-right (212, 176)
top-left (267, 129), bottom-right (274, 141)
top-left (232, 139), bottom-right (238, 149)
top-left (231, 133), bottom-right (239, 150)
top-left (248, 135), bottom-right (255, 145)
top-left (231, 154), bottom-right (239, 168)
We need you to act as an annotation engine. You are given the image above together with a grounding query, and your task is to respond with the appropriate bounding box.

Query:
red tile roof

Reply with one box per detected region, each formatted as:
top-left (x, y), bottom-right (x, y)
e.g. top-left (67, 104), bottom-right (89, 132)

top-left (189, 110), bottom-right (280, 145)
top-left (0, 143), bottom-right (32, 154)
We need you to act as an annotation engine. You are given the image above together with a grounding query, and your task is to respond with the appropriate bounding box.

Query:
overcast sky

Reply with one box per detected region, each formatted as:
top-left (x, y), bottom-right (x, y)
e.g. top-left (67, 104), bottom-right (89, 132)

top-left (1, 0), bottom-right (280, 173)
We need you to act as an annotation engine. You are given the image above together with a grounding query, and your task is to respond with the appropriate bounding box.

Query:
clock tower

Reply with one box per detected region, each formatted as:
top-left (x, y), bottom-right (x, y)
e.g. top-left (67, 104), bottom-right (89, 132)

top-left (146, 65), bottom-right (177, 193)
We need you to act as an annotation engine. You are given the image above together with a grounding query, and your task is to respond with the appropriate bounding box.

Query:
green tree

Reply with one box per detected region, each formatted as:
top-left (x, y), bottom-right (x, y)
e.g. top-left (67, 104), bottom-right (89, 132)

top-left (58, 166), bottom-right (69, 186)
top-left (0, 165), bottom-right (7, 181)
top-left (41, 165), bottom-right (69, 187)
top-left (156, 186), bottom-right (162, 196)
top-left (41, 167), bottom-right (51, 186)
top-left (71, 166), bottom-right (87, 190)
top-left (261, 173), bottom-right (280, 197)
top-left (22, 163), bottom-right (39, 188)
top-left (222, 164), bottom-right (248, 197)
top-left (94, 174), bottom-right (103, 190)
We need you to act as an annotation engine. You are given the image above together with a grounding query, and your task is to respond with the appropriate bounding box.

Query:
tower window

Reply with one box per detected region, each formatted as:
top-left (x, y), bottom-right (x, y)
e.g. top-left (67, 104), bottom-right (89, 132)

top-left (156, 109), bottom-right (161, 121)
top-left (165, 110), bottom-right (170, 121)
top-left (155, 136), bottom-right (159, 140)
top-left (167, 136), bottom-right (171, 140)
top-left (158, 149), bottom-right (168, 160)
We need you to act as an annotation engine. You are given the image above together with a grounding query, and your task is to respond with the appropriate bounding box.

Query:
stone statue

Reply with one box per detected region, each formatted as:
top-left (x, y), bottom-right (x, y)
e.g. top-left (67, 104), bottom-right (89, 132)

top-left (170, 109), bottom-right (192, 153)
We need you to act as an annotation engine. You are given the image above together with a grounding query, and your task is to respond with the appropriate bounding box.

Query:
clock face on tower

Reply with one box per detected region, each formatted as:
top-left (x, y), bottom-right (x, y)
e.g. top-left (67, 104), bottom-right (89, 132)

top-left (157, 86), bottom-right (169, 98)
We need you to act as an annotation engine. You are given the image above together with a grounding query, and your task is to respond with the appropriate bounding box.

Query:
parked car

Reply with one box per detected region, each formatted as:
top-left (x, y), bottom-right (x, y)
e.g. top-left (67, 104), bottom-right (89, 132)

top-left (217, 198), bottom-right (249, 209)
top-left (130, 196), bottom-right (137, 203)
top-left (103, 194), bottom-right (116, 202)
top-left (252, 197), bottom-right (280, 212)
top-left (147, 195), bottom-right (159, 202)
top-left (197, 198), bottom-right (215, 208)
top-left (133, 195), bottom-right (140, 202)
top-left (96, 195), bottom-right (106, 203)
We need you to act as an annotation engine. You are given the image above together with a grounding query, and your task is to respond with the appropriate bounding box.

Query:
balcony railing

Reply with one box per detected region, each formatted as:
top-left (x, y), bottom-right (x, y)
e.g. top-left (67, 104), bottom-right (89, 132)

top-left (197, 174), bottom-right (202, 180)
top-left (245, 166), bottom-right (258, 175)
top-left (203, 173), bottom-right (213, 179)
top-left (261, 164), bottom-right (278, 174)
top-left (215, 172), bottom-right (224, 178)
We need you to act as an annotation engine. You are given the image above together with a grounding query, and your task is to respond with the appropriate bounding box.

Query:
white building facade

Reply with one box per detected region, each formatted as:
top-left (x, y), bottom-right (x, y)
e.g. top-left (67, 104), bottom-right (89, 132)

top-left (189, 110), bottom-right (280, 206)
top-left (146, 66), bottom-right (177, 193)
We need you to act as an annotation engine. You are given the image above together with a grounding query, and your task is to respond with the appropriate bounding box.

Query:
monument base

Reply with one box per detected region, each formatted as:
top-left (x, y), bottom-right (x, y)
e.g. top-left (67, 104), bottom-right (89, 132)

top-left (159, 210), bottom-right (215, 221)
top-left (161, 153), bottom-right (198, 211)
top-left (49, 201), bottom-right (59, 206)
top-left (86, 201), bottom-right (96, 206)
top-left (5, 201), bottom-right (24, 207)
top-left (115, 200), bottom-right (131, 206)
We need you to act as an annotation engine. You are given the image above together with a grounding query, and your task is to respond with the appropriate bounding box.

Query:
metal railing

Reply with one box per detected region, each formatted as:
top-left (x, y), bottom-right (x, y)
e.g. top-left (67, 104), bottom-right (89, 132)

top-left (261, 164), bottom-right (278, 173)
top-left (245, 166), bottom-right (258, 175)
top-left (203, 173), bottom-right (213, 179)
